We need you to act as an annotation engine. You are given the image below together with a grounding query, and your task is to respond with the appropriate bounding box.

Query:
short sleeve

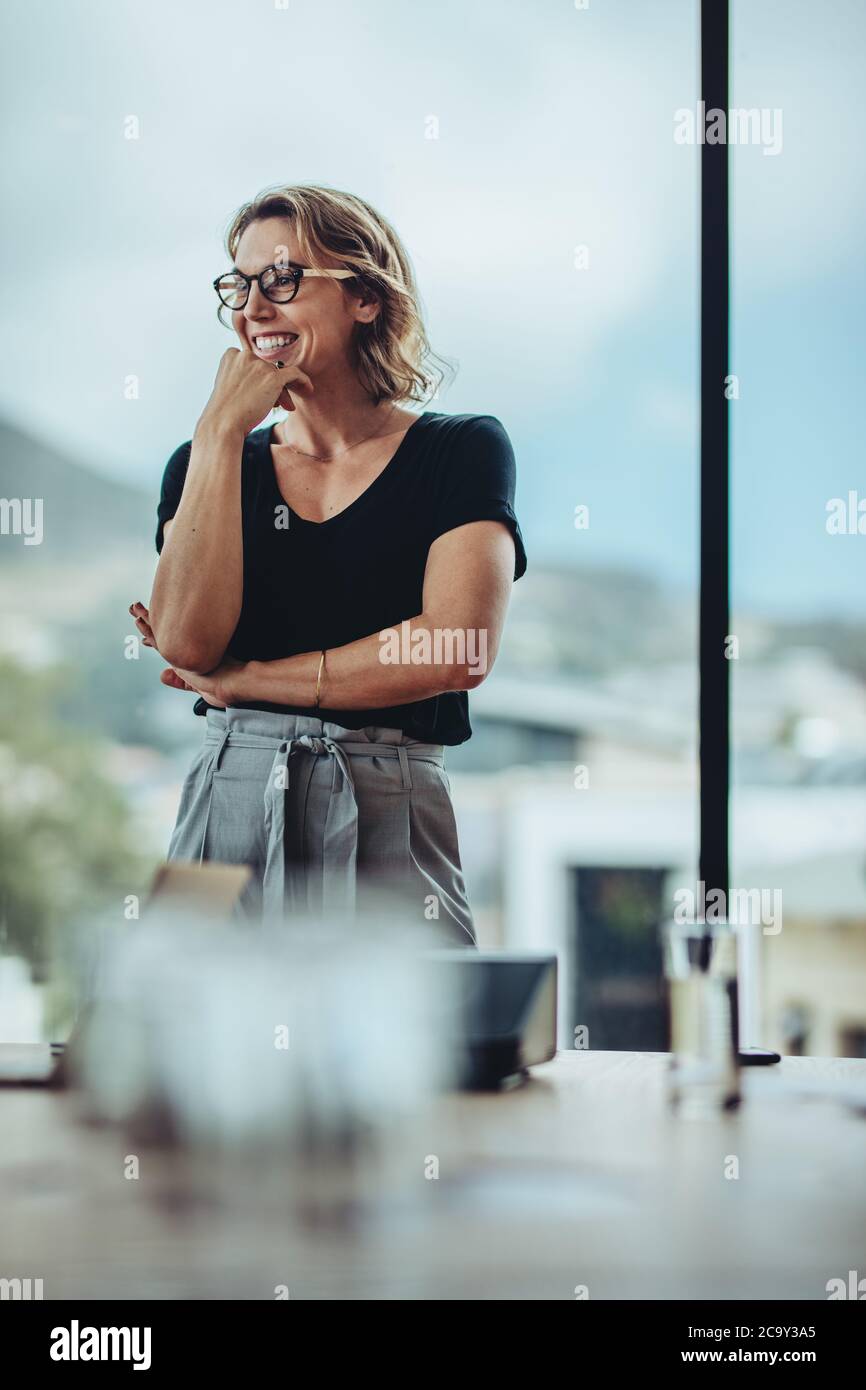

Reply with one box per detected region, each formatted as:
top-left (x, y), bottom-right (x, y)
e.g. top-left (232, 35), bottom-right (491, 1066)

top-left (429, 415), bottom-right (528, 581)
top-left (155, 440), bottom-right (193, 554)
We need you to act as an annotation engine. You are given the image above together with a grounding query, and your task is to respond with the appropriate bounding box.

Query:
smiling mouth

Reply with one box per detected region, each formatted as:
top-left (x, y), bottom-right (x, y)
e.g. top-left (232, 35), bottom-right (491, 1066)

top-left (253, 333), bottom-right (299, 355)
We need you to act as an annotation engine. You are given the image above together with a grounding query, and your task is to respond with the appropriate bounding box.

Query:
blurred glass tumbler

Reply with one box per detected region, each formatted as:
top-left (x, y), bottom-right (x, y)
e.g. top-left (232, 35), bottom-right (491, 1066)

top-left (662, 919), bottom-right (741, 1114)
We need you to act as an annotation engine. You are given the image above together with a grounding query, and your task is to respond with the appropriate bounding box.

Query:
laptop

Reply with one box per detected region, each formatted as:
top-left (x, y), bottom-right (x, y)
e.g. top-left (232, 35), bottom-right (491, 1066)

top-left (429, 951), bottom-right (558, 1089)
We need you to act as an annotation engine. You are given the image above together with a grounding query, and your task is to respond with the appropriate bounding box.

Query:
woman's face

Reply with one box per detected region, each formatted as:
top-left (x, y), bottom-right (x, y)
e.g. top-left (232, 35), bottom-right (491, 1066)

top-left (231, 216), bottom-right (375, 379)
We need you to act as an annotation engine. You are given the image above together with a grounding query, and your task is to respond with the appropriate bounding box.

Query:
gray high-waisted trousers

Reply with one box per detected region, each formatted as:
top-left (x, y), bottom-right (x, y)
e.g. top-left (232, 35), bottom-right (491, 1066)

top-left (166, 705), bottom-right (476, 945)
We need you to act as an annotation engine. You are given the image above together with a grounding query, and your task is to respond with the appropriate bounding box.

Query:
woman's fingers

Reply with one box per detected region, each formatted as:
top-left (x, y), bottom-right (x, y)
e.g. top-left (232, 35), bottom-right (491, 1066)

top-left (295, 372), bottom-right (314, 393)
top-left (129, 602), bottom-right (156, 646)
top-left (273, 366), bottom-right (313, 414)
top-left (160, 668), bottom-right (197, 692)
top-left (280, 366), bottom-right (313, 394)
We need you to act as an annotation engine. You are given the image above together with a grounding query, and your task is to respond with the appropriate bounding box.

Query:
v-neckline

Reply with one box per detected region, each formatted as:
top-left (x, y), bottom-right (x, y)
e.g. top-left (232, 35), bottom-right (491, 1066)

top-left (263, 411), bottom-right (429, 529)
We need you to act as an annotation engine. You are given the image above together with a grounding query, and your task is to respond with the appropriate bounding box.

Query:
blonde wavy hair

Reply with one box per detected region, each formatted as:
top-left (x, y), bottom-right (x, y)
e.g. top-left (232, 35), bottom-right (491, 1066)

top-left (222, 183), bottom-right (453, 407)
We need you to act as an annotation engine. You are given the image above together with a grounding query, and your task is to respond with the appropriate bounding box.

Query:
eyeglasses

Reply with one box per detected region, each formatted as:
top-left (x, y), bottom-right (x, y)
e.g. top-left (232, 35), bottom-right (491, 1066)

top-left (213, 263), bottom-right (357, 311)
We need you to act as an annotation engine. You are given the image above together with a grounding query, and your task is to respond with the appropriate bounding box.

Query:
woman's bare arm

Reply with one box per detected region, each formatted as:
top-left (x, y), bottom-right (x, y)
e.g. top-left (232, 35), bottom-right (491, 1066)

top-left (148, 421), bottom-right (245, 673)
top-left (222, 519), bottom-right (516, 707)
top-left (147, 348), bottom-right (313, 673)
top-left (133, 520), bottom-right (516, 707)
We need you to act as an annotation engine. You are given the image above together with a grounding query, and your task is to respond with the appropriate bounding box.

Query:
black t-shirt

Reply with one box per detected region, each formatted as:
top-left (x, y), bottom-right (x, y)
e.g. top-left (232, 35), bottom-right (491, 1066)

top-left (155, 410), bottom-right (528, 745)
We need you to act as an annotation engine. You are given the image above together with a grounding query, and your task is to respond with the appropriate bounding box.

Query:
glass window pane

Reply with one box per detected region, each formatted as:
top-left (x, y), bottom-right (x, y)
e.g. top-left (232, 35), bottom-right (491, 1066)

top-left (731, 0), bottom-right (866, 1057)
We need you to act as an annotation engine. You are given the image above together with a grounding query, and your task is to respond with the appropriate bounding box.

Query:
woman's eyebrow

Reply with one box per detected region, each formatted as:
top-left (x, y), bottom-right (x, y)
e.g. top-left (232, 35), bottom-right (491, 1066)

top-left (232, 259), bottom-right (309, 273)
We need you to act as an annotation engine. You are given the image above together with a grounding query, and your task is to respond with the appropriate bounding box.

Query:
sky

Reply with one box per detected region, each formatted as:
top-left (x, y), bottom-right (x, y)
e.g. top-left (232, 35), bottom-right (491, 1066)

top-left (0, 0), bottom-right (864, 620)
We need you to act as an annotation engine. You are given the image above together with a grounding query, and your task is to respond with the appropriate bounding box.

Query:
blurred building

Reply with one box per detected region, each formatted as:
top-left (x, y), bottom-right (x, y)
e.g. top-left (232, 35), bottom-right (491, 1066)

top-left (448, 651), bottom-right (866, 1059)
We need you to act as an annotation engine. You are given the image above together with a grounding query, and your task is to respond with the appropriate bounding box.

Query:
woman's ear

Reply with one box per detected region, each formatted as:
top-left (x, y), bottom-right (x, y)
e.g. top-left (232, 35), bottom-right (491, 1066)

top-left (351, 282), bottom-right (381, 325)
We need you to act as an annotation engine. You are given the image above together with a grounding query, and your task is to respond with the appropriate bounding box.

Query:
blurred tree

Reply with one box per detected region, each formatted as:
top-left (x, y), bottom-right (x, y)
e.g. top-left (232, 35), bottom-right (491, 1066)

top-left (0, 656), bottom-right (152, 981)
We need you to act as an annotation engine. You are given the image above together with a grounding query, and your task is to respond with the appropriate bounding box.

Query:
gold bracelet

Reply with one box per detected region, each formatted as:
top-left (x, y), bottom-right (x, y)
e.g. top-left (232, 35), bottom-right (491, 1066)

top-left (314, 649), bottom-right (326, 707)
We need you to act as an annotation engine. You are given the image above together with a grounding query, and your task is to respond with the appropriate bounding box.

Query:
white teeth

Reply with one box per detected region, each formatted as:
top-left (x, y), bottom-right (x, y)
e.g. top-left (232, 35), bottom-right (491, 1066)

top-left (255, 334), bottom-right (298, 350)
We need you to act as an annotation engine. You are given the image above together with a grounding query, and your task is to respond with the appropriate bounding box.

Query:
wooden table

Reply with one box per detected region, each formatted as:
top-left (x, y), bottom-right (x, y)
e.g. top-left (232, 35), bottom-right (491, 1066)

top-left (2, 1047), bottom-right (865, 1300)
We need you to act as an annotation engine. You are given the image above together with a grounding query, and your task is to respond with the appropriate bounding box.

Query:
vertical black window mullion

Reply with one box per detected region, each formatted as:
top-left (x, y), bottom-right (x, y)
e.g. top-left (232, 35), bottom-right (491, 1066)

top-left (699, 0), bottom-right (730, 946)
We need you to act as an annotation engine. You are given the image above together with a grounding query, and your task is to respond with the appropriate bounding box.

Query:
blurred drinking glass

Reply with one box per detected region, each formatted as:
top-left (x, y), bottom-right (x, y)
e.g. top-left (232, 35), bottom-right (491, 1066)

top-left (662, 918), bottom-right (741, 1116)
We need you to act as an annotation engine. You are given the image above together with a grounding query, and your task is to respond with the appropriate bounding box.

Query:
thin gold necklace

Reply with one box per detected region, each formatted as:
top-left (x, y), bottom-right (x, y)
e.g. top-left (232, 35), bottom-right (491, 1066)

top-left (275, 404), bottom-right (400, 462)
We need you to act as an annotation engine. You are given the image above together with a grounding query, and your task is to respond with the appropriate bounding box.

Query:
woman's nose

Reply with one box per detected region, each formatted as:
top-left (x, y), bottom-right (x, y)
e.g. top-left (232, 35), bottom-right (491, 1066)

top-left (244, 280), bottom-right (273, 319)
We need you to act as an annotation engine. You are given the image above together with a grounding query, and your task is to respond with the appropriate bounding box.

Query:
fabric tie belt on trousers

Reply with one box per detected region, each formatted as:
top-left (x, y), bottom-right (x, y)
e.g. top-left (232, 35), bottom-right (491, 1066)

top-left (198, 723), bottom-right (446, 917)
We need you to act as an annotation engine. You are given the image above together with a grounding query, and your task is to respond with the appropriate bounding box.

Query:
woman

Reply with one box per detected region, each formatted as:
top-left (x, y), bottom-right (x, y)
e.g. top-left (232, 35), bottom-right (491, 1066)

top-left (130, 184), bottom-right (527, 943)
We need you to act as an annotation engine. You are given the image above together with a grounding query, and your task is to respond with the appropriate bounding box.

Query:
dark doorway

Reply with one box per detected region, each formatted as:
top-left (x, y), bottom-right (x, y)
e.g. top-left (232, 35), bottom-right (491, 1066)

top-left (572, 867), bottom-right (670, 1051)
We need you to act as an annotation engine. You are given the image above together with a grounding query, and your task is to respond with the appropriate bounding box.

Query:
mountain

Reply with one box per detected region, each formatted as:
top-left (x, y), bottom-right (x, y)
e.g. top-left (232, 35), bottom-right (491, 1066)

top-left (0, 419), bottom-right (153, 562)
top-left (0, 415), bottom-right (864, 725)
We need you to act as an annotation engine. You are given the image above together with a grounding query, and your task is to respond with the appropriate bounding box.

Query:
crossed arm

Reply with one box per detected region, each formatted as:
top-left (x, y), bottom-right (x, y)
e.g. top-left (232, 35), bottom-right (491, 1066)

top-left (136, 515), bottom-right (516, 709)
